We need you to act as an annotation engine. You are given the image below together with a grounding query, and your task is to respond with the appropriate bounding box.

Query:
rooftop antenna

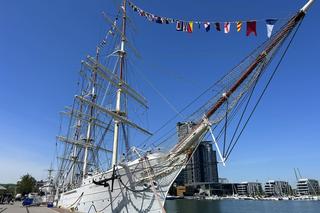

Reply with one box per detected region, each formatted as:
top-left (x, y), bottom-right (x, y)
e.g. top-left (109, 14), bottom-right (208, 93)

top-left (297, 168), bottom-right (303, 179)
top-left (294, 168), bottom-right (299, 181)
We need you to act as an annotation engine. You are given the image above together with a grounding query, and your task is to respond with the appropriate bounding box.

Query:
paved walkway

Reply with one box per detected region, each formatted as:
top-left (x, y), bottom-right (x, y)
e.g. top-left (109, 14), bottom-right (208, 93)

top-left (0, 202), bottom-right (70, 213)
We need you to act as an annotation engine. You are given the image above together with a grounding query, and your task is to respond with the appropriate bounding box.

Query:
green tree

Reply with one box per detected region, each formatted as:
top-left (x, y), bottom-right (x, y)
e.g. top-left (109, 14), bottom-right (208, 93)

top-left (16, 174), bottom-right (37, 196)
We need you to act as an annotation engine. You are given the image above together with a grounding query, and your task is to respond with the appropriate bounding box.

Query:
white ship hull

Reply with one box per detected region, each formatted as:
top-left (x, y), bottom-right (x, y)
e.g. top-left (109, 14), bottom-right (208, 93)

top-left (58, 152), bottom-right (189, 213)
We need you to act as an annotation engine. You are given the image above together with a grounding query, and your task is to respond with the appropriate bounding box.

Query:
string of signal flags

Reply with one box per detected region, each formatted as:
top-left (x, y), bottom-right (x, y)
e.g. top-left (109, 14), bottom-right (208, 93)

top-left (128, 1), bottom-right (280, 38)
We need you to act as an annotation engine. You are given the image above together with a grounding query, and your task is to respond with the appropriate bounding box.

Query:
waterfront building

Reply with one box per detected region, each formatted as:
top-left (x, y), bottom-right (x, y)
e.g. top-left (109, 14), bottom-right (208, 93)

top-left (236, 182), bottom-right (263, 196)
top-left (174, 169), bottom-right (187, 186)
top-left (220, 183), bottom-right (236, 196)
top-left (297, 179), bottom-right (320, 195)
top-left (236, 183), bottom-right (247, 195)
top-left (219, 178), bottom-right (229, 184)
top-left (173, 124), bottom-right (219, 196)
top-left (175, 143), bottom-right (218, 185)
top-left (264, 180), bottom-right (292, 196)
top-left (175, 123), bottom-right (219, 185)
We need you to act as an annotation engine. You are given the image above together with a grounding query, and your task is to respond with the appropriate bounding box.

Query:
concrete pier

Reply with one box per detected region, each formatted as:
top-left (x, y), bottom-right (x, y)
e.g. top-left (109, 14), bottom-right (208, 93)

top-left (0, 202), bottom-right (70, 213)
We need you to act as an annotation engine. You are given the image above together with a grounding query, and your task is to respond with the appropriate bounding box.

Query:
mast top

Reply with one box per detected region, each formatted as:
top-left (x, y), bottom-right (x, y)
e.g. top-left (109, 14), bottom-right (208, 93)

top-left (300, 0), bottom-right (315, 13)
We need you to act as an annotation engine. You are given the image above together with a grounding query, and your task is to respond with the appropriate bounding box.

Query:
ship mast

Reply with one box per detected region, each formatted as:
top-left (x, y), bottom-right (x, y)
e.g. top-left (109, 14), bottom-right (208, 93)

top-left (82, 47), bottom-right (100, 179)
top-left (112, 0), bottom-right (127, 167)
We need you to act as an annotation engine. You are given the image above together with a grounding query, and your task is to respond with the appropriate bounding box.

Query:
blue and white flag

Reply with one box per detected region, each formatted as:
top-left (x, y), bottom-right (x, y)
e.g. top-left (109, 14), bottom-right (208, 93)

top-left (266, 19), bottom-right (278, 38)
top-left (204, 22), bottom-right (211, 32)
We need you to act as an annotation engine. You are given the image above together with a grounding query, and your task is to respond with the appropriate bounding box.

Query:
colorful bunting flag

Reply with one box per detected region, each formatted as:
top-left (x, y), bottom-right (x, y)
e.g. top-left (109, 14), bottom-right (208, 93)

top-left (183, 22), bottom-right (188, 32)
top-left (266, 19), bottom-right (278, 38)
top-left (224, 22), bottom-right (230, 34)
top-left (129, 1), bottom-right (281, 38)
top-left (215, 22), bottom-right (221, 32)
top-left (187, 21), bottom-right (194, 33)
top-left (155, 16), bottom-right (162, 24)
top-left (161, 17), bottom-right (169, 24)
top-left (176, 21), bottom-right (183, 31)
top-left (138, 9), bottom-right (145, 17)
top-left (204, 22), bottom-right (211, 32)
top-left (246, 21), bottom-right (257, 36)
top-left (146, 13), bottom-right (153, 22)
top-left (236, 21), bottom-right (243, 32)
top-left (133, 6), bottom-right (138, 12)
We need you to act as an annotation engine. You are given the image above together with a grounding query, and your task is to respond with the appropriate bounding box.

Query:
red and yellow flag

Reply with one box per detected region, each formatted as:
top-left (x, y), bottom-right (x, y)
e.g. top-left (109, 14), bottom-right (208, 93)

top-left (187, 21), bottom-right (194, 33)
top-left (236, 21), bottom-right (243, 32)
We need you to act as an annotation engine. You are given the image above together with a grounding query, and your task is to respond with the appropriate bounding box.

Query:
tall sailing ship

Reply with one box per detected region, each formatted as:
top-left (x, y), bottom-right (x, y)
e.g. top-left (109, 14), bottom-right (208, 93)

top-left (53, 0), bottom-right (314, 212)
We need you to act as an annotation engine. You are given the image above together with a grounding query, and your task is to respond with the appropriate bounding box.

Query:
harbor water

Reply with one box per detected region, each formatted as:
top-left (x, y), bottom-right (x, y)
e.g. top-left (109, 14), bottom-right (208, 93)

top-left (165, 199), bottom-right (320, 213)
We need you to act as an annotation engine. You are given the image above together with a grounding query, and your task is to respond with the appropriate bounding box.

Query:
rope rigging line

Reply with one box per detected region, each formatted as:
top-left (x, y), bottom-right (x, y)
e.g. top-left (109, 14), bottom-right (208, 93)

top-left (91, 120), bottom-right (113, 169)
top-left (224, 17), bottom-right (304, 161)
top-left (58, 13), bottom-right (123, 182)
top-left (59, 15), bottom-right (119, 182)
top-left (91, 158), bottom-right (170, 212)
top-left (89, 157), bottom-right (147, 212)
top-left (133, 64), bottom-right (184, 119)
top-left (135, 32), bottom-right (278, 149)
top-left (66, 192), bottom-right (84, 209)
top-left (214, 83), bottom-right (253, 139)
top-left (222, 99), bottom-right (228, 157)
top-left (56, 98), bottom-right (78, 183)
top-left (117, 176), bottom-right (151, 193)
top-left (134, 11), bottom-right (305, 163)
top-left (208, 18), bottom-right (292, 146)
top-left (146, 10), bottom-right (303, 154)
top-left (224, 72), bottom-right (261, 158)
top-left (87, 203), bottom-right (98, 213)
top-left (142, 157), bottom-right (167, 213)
top-left (209, 67), bottom-right (263, 160)
top-left (57, 8), bottom-right (131, 185)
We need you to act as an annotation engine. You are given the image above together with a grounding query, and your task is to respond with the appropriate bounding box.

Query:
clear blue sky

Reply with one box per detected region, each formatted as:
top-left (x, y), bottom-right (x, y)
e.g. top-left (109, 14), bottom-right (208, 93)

top-left (0, 0), bottom-right (319, 186)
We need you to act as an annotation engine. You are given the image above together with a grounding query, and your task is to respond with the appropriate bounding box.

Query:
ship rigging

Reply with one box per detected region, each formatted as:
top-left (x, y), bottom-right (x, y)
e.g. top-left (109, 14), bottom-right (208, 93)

top-left (52, 1), bottom-right (315, 212)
